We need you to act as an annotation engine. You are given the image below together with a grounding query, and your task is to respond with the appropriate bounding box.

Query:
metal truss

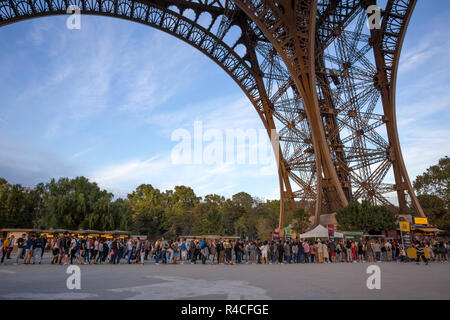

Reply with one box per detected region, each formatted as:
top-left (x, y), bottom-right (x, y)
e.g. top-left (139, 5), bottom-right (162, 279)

top-left (0, 0), bottom-right (425, 231)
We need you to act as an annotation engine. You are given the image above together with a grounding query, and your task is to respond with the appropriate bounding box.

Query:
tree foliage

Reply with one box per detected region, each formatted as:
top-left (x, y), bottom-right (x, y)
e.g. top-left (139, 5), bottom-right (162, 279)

top-left (414, 156), bottom-right (450, 231)
top-left (286, 207), bottom-right (310, 235)
top-left (2, 174), bottom-right (415, 239)
top-left (336, 201), bottom-right (397, 233)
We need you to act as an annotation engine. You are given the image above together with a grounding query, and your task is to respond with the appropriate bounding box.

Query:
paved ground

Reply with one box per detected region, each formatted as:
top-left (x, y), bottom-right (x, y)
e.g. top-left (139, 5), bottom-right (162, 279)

top-left (0, 255), bottom-right (449, 299)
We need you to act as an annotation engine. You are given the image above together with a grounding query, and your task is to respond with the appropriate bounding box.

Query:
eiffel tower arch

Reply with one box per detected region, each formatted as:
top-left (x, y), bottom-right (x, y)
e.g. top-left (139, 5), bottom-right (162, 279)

top-left (0, 0), bottom-right (425, 231)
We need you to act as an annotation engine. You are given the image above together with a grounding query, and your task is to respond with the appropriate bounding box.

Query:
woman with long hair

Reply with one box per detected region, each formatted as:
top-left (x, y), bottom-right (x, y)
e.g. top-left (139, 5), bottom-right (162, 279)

top-left (358, 241), bottom-right (364, 263)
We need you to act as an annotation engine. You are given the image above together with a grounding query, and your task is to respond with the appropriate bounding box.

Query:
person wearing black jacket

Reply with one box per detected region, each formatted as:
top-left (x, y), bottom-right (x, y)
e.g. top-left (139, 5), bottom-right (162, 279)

top-left (41, 236), bottom-right (47, 258)
top-left (415, 242), bottom-right (428, 265)
top-left (32, 236), bottom-right (43, 264)
top-left (15, 234), bottom-right (25, 264)
top-left (217, 239), bottom-right (224, 264)
top-left (277, 241), bottom-right (284, 264)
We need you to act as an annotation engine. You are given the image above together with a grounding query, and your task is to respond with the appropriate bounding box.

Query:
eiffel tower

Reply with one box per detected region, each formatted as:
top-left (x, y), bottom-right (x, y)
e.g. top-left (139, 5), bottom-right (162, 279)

top-left (0, 0), bottom-right (426, 230)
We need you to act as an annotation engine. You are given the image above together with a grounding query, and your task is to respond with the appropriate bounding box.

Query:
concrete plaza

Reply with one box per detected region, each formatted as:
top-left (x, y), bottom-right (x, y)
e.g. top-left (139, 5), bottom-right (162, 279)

top-left (0, 256), bottom-right (449, 300)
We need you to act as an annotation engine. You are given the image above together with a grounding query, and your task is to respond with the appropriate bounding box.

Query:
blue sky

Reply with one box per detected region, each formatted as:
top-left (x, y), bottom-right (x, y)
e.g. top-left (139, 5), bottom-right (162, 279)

top-left (0, 1), bottom-right (449, 200)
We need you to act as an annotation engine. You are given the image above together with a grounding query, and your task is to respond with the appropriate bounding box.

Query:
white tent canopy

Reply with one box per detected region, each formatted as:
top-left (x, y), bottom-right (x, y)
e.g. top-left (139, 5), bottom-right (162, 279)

top-left (300, 224), bottom-right (343, 239)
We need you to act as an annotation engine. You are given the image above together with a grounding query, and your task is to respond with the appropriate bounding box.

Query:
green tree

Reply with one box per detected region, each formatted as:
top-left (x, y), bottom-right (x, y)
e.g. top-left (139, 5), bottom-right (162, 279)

top-left (0, 178), bottom-right (39, 228)
top-left (414, 156), bottom-right (449, 206)
top-left (413, 156), bottom-right (449, 231)
top-left (336, 201), bottom-right (397, 233)
top-left (287, 207), bottom-right (310, 235)
top-left (39, 176), bottom-right (120, 230)
top-left (127, 184), bottom-right (167, 236)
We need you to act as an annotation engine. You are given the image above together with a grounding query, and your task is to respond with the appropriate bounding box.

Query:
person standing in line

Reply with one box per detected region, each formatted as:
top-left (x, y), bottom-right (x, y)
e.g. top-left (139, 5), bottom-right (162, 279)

top-left (256, 240), bottom-right (262, 264)
top-left (415, 242), bottom-right (429, 265)
top-left (91, 237), bottom-right (99, 264)
top-left (366, 241), bottom-right (374, 263)
top-left (180, 238), bottom-right (187, 264)
top-left (225, 239), bottom-right (233, 264)
top-left (140, 241), bottom-right (146, 265)
top-left (386, 241), bottom-right (393, 262)
top-left (118, 239), bottom-right (126, 264)
top-left (186, 239), bottom-right (194, 264)
top-left (172, 240), bottom-right (179, 264)
top-left (166, 240), bottom-right (174, 264)
top-left (185, 240), bottom-right (191, 262)
top-left (317, 241), bottom-right (323, 263)
top-left (96, 240), bottom-right (103, 264)
top-left (209, 240), bottom-right (216, 265)
top-left (83, 236), bottom-right (91, 264)
top-left (192, 240), bottom-right (200, 264)
top-left (217, 239), bottom-right (225, 264)
top-left (335, 241), bottom-right (341, 262)
top-left (70, 236), bottom-right (79, 264)
top-left (351, 241), bottom-right (357, 263)
top-left (322, 241), bottom-right (330, 263)
top-left (261, 241), bottom-right (269, 264)
top-left (391, 241), bottom-right (397, 261)
top-left (0, 237), bottom-right (3, 264)
top-left (108, 238), bottom-right (116, 264)
top-left (144, 240), bottom-right (150, 261)
top-left (328, 240), bottom-right (335, 263)
top-left (23, 234), bottom-right (33, 264)
top-left (394, 241), bottom-right (400, 261)
top-left (269, 241), bottom-right (275, 263)
top-left (303, 241), bottom-right (310, 263)
top-left (291, 241), bottom-right (298, 263)
top-left (102, 240), bottom-right (109, 264)
top-left (438, 241), bottom-right (447, 262)
top-left (277, 241), bottom-right (284, 264)
top-left (32, 235), bottom-right (43, 264)
top-left (78, 236), bottom-right (86, 264)
top-left (40, 235), bottom-right (47, 259)
top-left (1, 235), bottom-right (14, 264)
top-left (154, 239), bottom-right (161, 264)
top-left (298, 241), bottom-right (303, 263)
top-left (161, 237), bottom-right (169, 264)
top-left (56, 233), bottom-right (66, 265)
top-left (244, 241), bottom-right (250, 263)
top-left (233, 240), bottom-right (240, 264)
top-left (284, 241), bottom-right (291, 263)
top-left (249, 242), bottom-right (256, 264)
top-left (6, 235), bottom-right (15, 261)
top-left (14, 234), bottom-right (26, 265)
top-left (373, 241), bottom-right (381, 262)
top-left (380, 241), bottom-right (386, 262)
top-left (0, 236), bottom-right (6, 265)
top-left (134, 238), bottom-right (141, 264)
top-left (357, 241), bottom-right (364, 263)
top-left (396, 245), bottom-right (406, 262)
top-left (345, 240), bottom-right (351, 263)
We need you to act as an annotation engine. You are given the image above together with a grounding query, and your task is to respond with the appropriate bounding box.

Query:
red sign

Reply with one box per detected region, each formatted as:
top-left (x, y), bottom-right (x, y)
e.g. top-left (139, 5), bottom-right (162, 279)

top-left (273, 231), bottom-right (279, 240)
top-left (327, 224), bottom-right (334, 233)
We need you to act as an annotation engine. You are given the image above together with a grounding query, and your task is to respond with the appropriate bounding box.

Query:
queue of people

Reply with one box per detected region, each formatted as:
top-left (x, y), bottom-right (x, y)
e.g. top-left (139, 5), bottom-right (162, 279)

top-left (1, 232), bottom-right (449, 266)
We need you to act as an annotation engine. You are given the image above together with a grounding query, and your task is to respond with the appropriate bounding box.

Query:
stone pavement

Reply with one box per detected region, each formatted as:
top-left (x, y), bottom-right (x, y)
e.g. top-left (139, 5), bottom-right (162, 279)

top-left (0, 256), bottom-right (449, 299)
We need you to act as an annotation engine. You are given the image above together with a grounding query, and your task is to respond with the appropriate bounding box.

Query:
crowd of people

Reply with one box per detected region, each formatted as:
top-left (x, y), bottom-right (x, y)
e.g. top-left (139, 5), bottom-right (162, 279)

top-left (1, 232), bottom-right (449, 266)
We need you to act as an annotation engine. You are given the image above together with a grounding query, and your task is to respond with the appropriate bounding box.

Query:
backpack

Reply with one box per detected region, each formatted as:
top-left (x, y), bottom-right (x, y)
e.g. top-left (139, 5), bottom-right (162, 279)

top-left (74, 239), bottom-right (81, 251)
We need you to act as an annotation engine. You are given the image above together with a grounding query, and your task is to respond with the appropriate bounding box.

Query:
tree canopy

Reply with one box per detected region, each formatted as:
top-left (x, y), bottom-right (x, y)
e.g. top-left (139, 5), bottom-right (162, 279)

top-left (0, 176), bottom-right (284, 240)
top-left (414, 156), bottom-right (450, 231)
top-left (335, 201), bottom-right (397, 233)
